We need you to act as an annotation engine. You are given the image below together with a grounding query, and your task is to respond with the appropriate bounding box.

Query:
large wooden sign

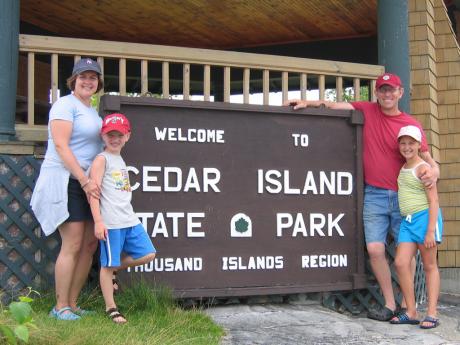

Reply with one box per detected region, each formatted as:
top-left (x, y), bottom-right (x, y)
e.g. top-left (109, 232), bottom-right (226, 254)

top-left (100, 96), bottom-right (366, 297)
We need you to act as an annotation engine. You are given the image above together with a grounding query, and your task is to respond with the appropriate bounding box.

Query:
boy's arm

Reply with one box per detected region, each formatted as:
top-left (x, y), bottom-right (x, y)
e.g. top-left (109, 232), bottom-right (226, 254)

top-left (420, 164), bottom-right (439, 249)
top-left (89, 155), bottom-right (108, 241)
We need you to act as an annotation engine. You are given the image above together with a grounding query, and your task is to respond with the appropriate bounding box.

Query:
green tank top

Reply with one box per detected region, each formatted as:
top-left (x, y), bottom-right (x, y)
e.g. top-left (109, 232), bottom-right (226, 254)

top-left (397, 161), bottom-right (429, 216)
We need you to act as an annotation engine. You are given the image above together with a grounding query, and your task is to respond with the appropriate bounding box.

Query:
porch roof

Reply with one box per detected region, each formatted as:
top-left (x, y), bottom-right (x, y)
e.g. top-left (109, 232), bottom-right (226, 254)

top-left (20, 0), bottom-right (377, 49)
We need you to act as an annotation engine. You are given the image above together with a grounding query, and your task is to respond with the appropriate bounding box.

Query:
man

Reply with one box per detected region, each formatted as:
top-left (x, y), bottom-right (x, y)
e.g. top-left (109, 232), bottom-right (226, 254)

top-left (285, 73), bottom-right (439, 321)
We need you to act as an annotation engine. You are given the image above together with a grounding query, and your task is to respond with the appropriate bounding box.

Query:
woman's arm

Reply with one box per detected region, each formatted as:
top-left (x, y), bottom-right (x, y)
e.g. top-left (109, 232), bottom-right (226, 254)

top-left (89, 155), bottom-right (107, 240)
top-left (50, 119), bottom-right (100, 198)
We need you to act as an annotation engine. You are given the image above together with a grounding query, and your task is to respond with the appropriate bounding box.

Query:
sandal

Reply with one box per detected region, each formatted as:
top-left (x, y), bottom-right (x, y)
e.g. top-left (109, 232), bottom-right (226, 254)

top-left (389, 312), bottom-right (420, 325)
top-left (106, 308), bottom-right (127, 324)
top-left (420, 316), bottom-right (439, 329)
top-left (73, 306), bottom-right (96, 316)
top-left (367, 306), bottom-right (395, 321)
top-left (49, 306), bottom-right (81, 321)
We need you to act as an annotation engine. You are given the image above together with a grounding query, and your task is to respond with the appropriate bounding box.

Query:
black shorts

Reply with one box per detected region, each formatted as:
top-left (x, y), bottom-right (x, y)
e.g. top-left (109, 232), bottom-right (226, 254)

top-left (65, 178), bottom-right (93, 222)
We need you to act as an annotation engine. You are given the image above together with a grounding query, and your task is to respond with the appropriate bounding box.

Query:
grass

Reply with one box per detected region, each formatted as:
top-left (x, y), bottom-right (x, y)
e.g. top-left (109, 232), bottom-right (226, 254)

top-left (1, 282), bottom-right (224, 345)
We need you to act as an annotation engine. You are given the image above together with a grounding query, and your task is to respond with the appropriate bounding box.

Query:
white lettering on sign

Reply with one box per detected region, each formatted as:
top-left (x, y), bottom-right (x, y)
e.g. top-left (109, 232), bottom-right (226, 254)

top-left (136, 212), bottom-right (206, 238)
top-left (292, 133), bottom-right (309, 147)
top-left (129, 166), bottom-right (221, 193)
top-left (257, 169), bottom-right (352, 195)
top-left (276, 213), bottom-right (345, 237)
top-left (221, 256), bottom-right (284, 270)
top-left (154, 127), bottom-right (225, 143)
top-left (128, 257), bottom-right (203, 272)
top-left (301, 254), bottom-right (347, 268)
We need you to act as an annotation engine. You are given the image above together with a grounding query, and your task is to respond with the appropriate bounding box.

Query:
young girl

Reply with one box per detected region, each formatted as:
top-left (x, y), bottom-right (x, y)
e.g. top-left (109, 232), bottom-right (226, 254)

top-left (390, 125), bottom-right (443, 329)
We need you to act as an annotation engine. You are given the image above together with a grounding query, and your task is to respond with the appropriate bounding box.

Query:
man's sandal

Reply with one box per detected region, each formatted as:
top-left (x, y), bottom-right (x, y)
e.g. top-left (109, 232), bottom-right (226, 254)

top-left (420, 316), bottom-right (439, 329)
top-left (106, 308), bottom-right (127, 324)
top-left (389, 312), bottom-right (420, 325)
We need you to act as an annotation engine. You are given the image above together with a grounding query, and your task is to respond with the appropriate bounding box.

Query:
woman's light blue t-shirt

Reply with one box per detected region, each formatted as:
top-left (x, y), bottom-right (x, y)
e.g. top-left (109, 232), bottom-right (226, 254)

top-left (45, 94), bottom-right (103, 170)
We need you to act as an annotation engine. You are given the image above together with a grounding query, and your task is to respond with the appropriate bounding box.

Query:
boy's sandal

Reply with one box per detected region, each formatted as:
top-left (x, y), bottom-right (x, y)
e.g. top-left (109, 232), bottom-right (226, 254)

top-left (420, 316), bottom-right (439, 329)
top-left (106, 308), bottom-right (127, 324)
top-left (389, 312), bottom-right (420, 325)
top-left (49, 306), bottom-right (81, 321)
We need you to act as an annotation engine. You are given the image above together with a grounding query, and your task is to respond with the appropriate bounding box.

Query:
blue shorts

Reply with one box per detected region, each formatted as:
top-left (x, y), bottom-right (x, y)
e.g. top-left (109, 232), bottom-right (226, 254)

top-left (398, 208), bottom-right (443, 244)
top-left (363, 185), bottom-right (401, 244)
top-left (100, 223), bottom-right (156, 267)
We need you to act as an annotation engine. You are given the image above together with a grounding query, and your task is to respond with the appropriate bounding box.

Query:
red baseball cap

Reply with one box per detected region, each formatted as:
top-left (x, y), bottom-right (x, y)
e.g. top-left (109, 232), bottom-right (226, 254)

top-left (101, 113), bottom-right (131, 135)
top-left (376, 73), bottom-right (402, 89)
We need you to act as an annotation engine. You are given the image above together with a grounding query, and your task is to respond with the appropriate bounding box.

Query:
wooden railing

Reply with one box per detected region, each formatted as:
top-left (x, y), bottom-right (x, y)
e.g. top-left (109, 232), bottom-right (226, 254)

top-left (17, 34), bottom-right (384, 141)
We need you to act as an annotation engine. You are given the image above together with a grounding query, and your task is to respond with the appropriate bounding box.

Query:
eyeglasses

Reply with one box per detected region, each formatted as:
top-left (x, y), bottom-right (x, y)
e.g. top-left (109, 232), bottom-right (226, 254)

top-left (377, 86), bottom-right (400, 94)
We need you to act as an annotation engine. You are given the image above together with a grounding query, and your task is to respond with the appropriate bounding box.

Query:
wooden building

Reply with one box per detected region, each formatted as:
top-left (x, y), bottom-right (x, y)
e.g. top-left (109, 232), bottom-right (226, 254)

top-left (1, 0), bottom-right (459, 297)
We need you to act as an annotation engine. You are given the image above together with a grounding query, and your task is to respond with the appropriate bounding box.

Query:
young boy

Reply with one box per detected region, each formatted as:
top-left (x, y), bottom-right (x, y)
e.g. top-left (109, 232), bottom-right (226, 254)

top-left (89, 113), bottom-right (156, 324)
top-left (390, 125), bottom-right (443, 329)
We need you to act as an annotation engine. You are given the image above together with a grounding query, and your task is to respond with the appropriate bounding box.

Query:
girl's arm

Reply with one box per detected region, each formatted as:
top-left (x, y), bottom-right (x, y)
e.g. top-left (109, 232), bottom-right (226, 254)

top-left (50, 119), bottom-right (100, 199)
top-left (89, 155), bottom-right (107, 240)
top-left (419, 164), bottom-right (439, 249)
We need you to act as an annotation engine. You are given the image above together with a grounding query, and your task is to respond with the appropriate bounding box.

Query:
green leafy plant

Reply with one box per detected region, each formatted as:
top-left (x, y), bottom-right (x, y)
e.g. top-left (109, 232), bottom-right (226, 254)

top-left (0, 288), bottom-right (39, 344)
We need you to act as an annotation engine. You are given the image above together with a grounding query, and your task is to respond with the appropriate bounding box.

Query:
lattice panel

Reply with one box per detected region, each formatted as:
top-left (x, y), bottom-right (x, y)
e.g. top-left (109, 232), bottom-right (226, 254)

top-left (0, 155), bottom-right (61, 300)
top-left (323, 238), bottom-right (427, 314)
top-left (0, 154), bottom-right (426, 312)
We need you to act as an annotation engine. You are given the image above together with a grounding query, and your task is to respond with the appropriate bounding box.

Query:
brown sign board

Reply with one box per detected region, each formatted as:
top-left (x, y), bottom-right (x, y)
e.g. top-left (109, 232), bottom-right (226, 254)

top-left (100, 96), bottom-right (366, 298)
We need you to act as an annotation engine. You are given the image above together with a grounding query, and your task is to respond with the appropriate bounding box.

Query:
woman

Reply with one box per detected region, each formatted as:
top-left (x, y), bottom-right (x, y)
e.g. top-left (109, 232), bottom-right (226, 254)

top-left (31, 58), bottom-right (104, 320)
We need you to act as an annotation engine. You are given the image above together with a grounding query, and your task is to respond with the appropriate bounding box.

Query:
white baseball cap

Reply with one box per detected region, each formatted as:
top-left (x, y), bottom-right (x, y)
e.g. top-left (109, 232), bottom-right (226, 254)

top-left (398, 125), bottom-right (422, 142)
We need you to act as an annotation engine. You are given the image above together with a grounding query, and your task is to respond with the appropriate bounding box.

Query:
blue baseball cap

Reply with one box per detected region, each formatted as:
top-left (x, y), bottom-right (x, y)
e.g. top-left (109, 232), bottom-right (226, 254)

top-left (72, 58), bottom-right (101, 76)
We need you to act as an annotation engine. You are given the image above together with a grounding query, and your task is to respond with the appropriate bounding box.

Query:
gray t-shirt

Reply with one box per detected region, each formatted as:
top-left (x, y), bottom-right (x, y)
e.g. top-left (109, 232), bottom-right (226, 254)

top-left (98, 151), bottom-right (140, 229)
top-left (45, 94), bottom-right (103, 170)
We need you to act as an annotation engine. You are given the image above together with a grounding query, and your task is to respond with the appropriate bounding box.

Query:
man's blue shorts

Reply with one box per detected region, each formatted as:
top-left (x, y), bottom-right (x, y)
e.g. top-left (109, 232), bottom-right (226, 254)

top-left (363, 184), bottom-right (401, 244)
top-left (398, 208), bottom-right (443, 244)
top-left (100, 223), bottom-right (156, 267)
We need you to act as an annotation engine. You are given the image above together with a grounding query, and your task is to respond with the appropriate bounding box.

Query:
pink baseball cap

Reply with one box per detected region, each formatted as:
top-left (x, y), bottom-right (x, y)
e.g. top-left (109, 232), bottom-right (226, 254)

top-left (101, 113), bottom-right (131, 135)
top-left (376, 73), bottom-right (402, 89)
top-left (398, 125), bottom-right (422, 142)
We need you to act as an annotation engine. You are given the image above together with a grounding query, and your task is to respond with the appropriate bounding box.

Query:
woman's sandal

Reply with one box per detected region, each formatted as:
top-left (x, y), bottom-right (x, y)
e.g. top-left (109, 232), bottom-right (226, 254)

top-left (106, 308), bottom-right (127, 324)
top-left (49, 306), bottom-right (81, 321)
top-left (73, 306), bottom-right (96, 317)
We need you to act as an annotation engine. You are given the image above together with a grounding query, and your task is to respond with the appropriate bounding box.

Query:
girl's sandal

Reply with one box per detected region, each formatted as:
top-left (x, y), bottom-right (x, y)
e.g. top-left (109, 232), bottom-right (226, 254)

top-left (106, 308), bottom-right (127, 324)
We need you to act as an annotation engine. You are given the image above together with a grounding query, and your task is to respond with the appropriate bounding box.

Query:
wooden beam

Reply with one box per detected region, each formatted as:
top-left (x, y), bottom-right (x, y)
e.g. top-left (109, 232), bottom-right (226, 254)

top-left (119, 58), bottom-right (126, 95)
top-left (27, 52), bottom-right (35, 125)
top-left (204, 65), bottom-right (210, 101)
top-left (20, 35), bottom-right (384, 78)
top-left (183, 63), bottom-right (190, 100)
top-left (243, 68), bottom-right (250, 104)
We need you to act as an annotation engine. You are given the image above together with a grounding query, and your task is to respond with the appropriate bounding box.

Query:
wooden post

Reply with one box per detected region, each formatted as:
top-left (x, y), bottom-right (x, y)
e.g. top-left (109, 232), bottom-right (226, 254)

top-left (0, 0), bottom-right (19, 140)
top-left (378, 0), bottom-right (409, 112)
